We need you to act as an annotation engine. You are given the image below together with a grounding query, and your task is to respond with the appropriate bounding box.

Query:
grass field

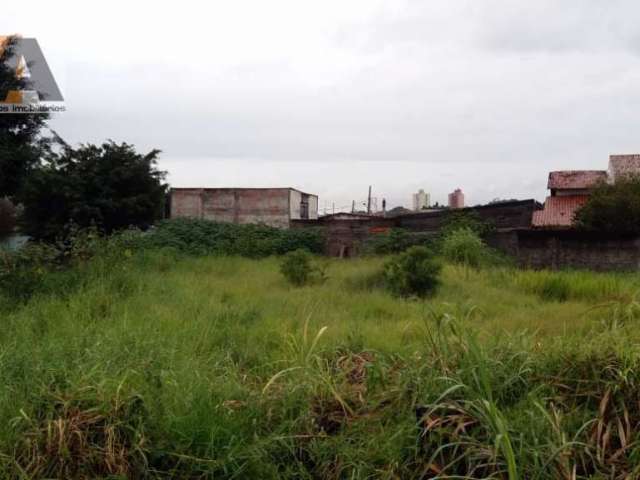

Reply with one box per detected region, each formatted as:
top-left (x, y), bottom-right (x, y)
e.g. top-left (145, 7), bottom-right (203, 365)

top-left (2, 252), bottom-right (640, 478)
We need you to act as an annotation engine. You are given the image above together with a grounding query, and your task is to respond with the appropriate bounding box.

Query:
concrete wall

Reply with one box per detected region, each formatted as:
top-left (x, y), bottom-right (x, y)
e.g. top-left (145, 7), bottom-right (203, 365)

top-left (514, 230), bottom-right (640, 271)
top-left (289, 191), bottom-right (318, 221)
top-left (289, 190), bottom-right (302, 220)
top-left (486, 229), bottom-right (640, 271)
top-left (308, 195), bottom-right (319, 220)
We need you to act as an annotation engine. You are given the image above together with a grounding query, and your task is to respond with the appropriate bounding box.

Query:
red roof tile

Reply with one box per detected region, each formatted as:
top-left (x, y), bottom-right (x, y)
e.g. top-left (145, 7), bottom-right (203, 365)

top-left (531, 195), bottom-right (589, 228)
top-left (548, 170), bottom-right (607, 190)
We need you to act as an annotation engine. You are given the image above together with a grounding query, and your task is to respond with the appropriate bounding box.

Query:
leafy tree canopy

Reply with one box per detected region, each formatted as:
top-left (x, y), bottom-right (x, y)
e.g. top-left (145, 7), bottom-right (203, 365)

top-left (21, 141), bottom-right (168, 240)
top-left (0, 36), bottom-right (50, 199)
top-left (441, 210), bottom-right (494, 237)
top-left (574, 175), bottom-right (640, 234)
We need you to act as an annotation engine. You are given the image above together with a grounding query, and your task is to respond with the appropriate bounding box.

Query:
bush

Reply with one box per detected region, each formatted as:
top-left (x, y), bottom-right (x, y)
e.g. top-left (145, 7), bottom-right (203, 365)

top-left (280, 249), bottom-right (314, 286)
top-left (441, 228), bottom-right (489, 268)
top-left (575, 175), bottom-right (640, 233)
top-left (144, 218), bottom-right (325, 257)
top-left (383, 246), bottom-right (441, 297)
top-left (0, 242), bottom-right (62, 304)
top-left (441, 210), bottom-right (494, 238)
top-left (363, 228), bottom-right (432, 255)
top-left (279, 249), bottom-right (327, 286)
top-left (0, 227), bottom-right (147, 307)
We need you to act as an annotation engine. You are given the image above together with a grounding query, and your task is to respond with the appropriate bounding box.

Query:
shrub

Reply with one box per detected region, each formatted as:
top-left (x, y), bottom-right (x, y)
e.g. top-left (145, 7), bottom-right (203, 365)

top-left (0, 242), bottom-right (62, 304)
top-left (364, 228), bottom-right (432, 255)
top-left (0, 227), bottom-right (147, 307)
top-left (280, 249), bottom-right (314, 286)
top-left (144, 218), bottom-right (325, 258)
top-left (383, 245), bottom-right (441, 297)
top-left (441, 227), bottom-right (489, 268)
top-left (441, 210), bottom-right (494, 238)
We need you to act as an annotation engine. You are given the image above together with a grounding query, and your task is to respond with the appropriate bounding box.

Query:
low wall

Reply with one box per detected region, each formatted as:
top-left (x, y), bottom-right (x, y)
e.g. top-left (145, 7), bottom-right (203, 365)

top-left (293, 200), bottom-right (540, 258)
top-left (397, 200), bottom-right (539, 232)
top-left (486, 229), bottom-right (640, 271)
top-left (293, 201), bottom-right (640, 271)
top-left (293, 217), bottom-right (395, 257)
top-left (512, 230), bottom-right (640, 271)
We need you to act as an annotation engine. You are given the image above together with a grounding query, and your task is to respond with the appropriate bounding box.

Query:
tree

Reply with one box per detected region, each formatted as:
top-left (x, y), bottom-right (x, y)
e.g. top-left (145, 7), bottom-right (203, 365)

top-left (574, 176), bottom-right (640, 234)
top-left (441, 210), bottom-right (494, 238)
top-left (0, 36), bottom-right (50, 199)
top-left (21, 141), bottom-right (168, 240)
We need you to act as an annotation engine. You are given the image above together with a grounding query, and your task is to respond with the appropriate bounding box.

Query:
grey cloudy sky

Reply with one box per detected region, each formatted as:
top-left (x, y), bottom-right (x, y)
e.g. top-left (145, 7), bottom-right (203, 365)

top-left (4, 1), bottom-right (640, 211)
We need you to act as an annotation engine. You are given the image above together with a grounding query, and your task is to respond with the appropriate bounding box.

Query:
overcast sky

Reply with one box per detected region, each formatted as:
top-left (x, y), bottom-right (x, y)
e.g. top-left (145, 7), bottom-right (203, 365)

top-left (4, 1), bottom-right (640, 211)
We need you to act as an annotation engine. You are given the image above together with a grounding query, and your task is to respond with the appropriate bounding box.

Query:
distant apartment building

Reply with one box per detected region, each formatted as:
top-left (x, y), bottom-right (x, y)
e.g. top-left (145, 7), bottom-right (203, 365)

top-left (448, 188), bottom-right (464, 209)
top-left (170, 187), bottom-right (318, 229)
top-left (533, 154), bottom-right (640, 229)
top-left (412, 189), bottom-right (430, 211)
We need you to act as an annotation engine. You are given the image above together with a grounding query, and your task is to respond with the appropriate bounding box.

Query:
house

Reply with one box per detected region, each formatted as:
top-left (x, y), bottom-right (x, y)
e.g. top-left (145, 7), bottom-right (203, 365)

top-left (170, 187), bottom-right (318, 229)
top-left (532, 155), bottom-right (640, 229)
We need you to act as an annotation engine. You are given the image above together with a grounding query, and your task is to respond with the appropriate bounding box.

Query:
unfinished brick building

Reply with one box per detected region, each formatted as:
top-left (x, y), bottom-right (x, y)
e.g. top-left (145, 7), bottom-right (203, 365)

top-left (170, 188), bottom-right (318, 229)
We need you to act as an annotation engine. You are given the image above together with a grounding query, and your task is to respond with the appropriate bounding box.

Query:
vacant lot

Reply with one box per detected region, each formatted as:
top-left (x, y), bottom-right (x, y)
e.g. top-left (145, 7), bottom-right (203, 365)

top-left (2, 253), bottom-right (640, 478)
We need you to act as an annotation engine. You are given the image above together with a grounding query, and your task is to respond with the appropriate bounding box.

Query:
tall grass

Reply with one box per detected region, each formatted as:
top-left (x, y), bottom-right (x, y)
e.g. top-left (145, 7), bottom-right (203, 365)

top-left (506, 268), bottom-right (639, 303)
top-left (1, 252), bottom-right (640, 477)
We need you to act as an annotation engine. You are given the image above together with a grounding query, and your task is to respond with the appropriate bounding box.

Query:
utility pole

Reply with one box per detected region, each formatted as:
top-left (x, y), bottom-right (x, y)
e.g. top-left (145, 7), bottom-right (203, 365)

top-left (351, 200), bottom-right (355, 213)
top-left (367, 185), bottom-right (372, 215)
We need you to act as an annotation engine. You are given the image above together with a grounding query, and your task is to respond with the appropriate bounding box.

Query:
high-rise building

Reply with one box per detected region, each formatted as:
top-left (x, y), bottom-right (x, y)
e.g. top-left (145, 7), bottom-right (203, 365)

top-left (412, 189), bottom-right (430, 211)
top-left (448, 188), bottom-right (464, 209)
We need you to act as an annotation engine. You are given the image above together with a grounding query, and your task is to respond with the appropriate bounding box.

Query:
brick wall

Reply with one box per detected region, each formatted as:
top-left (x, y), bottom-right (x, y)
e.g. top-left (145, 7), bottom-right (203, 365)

top-left (171, 188), bottom-right (292, 228)
top-left (485, 230), bottom-right (640, 271)
top-left (292, 200), bottom-right (539, 258)
top-left (397, 200), bottom-right (539, 232)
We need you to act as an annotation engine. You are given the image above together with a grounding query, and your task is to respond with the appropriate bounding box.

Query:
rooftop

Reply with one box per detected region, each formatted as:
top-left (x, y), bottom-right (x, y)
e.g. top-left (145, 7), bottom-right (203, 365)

top-left (170, 187), bottom-right (317, 196)
top-left (531, 195), bottom-right (588, 228)
top-left (547, 171), bottom-right (607, 190)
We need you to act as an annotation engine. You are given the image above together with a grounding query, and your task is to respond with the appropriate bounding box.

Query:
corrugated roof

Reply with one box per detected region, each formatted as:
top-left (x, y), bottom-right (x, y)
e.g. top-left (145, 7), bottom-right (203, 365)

top-left (548, 171), bottom-right (607, 190)
top-left (531, 195), bottom-right (588, 228)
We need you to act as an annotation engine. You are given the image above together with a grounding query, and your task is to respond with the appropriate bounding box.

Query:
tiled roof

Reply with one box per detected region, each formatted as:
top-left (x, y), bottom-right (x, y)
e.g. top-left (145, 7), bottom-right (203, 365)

top-left (531, 195), bottom-right (589, 228)
top-left (548, 171), bottom-right (607, 190)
